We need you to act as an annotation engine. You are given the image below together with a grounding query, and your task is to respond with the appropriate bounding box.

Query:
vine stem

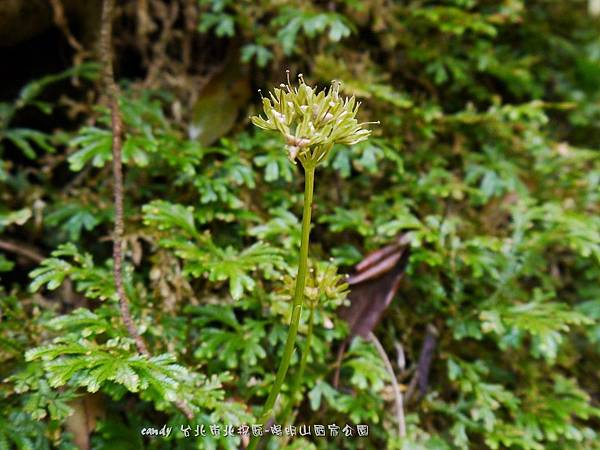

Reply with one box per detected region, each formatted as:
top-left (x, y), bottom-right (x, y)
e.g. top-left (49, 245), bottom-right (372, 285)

top-left (247, 164), bottom-right (316, 450)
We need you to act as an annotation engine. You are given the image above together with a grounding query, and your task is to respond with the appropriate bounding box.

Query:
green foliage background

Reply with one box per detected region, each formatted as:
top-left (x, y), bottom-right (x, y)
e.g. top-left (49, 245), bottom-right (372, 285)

top-left (1, 0), bottom-right (600, 449)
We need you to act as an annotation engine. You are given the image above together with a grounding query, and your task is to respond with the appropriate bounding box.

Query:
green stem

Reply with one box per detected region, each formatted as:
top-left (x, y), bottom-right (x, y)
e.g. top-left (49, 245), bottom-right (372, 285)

top-left (248, 164), bottom-right (316, 450)
top-left (278, 304), bottom-right (316, 426)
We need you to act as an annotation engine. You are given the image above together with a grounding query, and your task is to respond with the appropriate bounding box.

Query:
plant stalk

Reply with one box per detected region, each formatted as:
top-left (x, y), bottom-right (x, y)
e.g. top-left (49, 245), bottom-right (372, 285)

top-left (369, 332), bottom-right (406, 437)
top-left (100, 0), bottom-right (149, 357)
top-left (279, 304), bottom-right (315, 426)
top-left (248, 164), bottom-right (315, 450)
top-left (99, 0), bottom-right (193, 420)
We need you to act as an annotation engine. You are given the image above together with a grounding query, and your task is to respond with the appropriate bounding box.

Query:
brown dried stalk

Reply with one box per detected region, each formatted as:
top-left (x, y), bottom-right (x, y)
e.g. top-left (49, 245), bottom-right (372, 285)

top-left (99, 0), bottom-right (149, 357)
top-left (0, 239), bottom-right (45, 264)
top-left (99, 0), bottom-right (193, 420)
top-left (49, 0), bottom-right (84, 53)
top-left (368, 332), bottom-right (406, 438)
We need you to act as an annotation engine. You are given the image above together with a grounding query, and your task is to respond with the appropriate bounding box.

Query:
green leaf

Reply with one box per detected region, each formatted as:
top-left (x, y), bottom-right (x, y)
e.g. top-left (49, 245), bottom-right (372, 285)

top-left (0, 208), bottom-right (31, 231)
top-left (241, 44), bottom-right (273, 67)
top-left (68, 127), bottom-right (112, 171)
top-left (142, 200), bottom-right (199, 238)
top-left (308, 380), bottom-right (337, 410)
top-left (4, 128), bottom-right (54, 158)
top-left (29, 244), bottom-right (116, 300)
top-left (46, 202), bottom-right (105, 240)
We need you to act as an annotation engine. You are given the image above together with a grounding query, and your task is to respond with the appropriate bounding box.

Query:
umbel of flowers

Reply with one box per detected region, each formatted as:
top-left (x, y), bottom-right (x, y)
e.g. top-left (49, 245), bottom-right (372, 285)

top-left (251, 72), bottom-right (375, 168)
top-left (247, 72), bottom-right (375, 450)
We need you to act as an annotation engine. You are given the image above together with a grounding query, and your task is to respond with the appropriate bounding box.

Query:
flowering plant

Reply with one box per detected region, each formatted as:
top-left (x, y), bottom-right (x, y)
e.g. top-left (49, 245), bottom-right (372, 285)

top-left (248, 73), bottom-right (374, 450)
top-left (251, 73), bottom-right (375, 167)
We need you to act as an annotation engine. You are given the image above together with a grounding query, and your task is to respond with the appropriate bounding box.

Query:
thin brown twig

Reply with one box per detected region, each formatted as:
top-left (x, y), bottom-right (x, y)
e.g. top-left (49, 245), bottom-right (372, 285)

top-left (331, 337), bottom-right (348, 388)
top-left (99, 0), bottom-right (149, 357)
top-left (99, 0), bottom-right (194, 421)
top-left (0, 239), bottom-right (45, 264)
top-left (144, 0), bottom-right (180, 87)
top-left (48, 0), bottom-right (84, 52)
top-left (406, 324), bottom-right (438, 403)
top-left (182, 0), bottom-right (197, 70)
top-left (368, 332), bottom-right (407, 438)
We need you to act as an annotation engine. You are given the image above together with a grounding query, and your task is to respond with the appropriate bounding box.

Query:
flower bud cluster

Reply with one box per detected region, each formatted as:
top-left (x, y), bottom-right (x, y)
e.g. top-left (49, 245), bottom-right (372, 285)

top-left (251, 72), bottom-right (376, 167)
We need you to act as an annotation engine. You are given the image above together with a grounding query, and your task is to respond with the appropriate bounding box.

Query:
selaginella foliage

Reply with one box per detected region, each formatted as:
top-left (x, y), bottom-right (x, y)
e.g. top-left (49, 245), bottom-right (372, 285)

top-left (1, 1), bottom-right (599, 449)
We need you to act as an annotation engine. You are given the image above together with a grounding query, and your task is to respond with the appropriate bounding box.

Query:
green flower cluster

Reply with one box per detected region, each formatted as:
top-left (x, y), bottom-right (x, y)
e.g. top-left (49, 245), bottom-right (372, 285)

top-left (251, 72), bottom-right (375, 166)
